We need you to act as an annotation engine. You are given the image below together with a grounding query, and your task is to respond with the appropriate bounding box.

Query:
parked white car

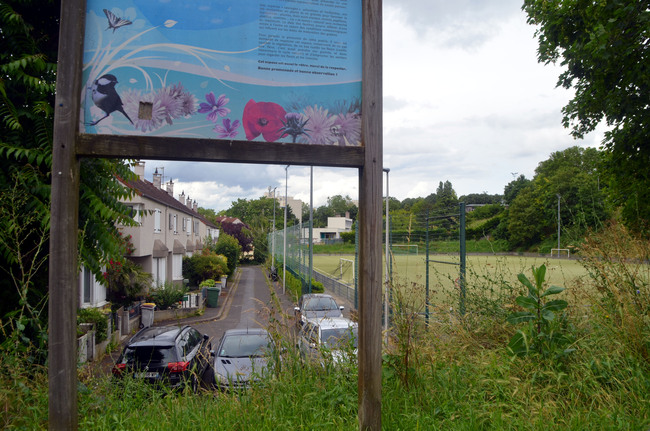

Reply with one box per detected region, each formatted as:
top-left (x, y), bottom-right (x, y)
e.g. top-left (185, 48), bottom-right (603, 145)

top-left (296, 316), bottom-right (358, 366)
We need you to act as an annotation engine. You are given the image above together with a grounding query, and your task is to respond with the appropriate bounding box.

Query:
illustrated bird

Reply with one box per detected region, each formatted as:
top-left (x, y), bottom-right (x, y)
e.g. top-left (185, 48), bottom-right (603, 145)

top-left (89, 74), bottom-right (133, 126)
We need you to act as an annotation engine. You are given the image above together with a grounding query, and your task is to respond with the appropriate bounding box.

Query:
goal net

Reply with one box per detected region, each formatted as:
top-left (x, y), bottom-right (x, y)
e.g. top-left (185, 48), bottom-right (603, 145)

top-left (550, 248), bottom-right (570, 258)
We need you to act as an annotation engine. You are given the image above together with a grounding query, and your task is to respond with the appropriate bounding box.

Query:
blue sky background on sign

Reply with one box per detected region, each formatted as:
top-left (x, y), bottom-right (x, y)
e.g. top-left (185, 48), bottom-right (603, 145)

top-left (140, 0), bottom-right (605, 212)
top-left (82, 0), bottom-right (362, 144)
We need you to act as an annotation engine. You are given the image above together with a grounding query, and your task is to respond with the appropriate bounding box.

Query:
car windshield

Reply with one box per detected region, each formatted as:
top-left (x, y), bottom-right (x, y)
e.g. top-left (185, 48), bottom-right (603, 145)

top-left (123, 346), bottom-right (176, 366)
top-left (320, 327), bottom-right (358, 349)
top-left (220, 334), bottom-right (272, 358)
top-left (304, 297), bottom-right (338, 312)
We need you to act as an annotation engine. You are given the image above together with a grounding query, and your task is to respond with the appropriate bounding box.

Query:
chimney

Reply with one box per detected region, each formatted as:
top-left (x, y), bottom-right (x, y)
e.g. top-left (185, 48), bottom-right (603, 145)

top-left (134, 161), bottom-right (145, 180)
top-left (186, 196), bottom-right (192, 209)
top-left (153, 168), bottom-right (162, 189)
top-left (179, 191), bottom-right (185, 205)
top-left (345, 211), bottom-right (350, 219)
top-left (166, 179), bottom-right (174, 197)
top-left (193, 201), bottom-right (198, 212)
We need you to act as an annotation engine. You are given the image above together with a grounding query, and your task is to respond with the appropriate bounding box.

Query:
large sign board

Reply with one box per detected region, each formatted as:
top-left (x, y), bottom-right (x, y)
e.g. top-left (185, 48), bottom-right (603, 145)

top-left (81, 0), bottom-right (362, 148)
top-left (51, 0), bottom-right (381, 429)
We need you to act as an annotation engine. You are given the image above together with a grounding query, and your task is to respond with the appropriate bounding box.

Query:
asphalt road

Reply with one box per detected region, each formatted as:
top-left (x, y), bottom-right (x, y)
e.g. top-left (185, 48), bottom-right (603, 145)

top-left (192, 265), bottom-right (278, 347)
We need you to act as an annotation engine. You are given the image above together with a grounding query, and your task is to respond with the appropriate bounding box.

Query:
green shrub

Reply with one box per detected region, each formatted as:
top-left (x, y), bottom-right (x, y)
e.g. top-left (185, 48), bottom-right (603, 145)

top-left (183, 252), bottom-right (228, 287)
top-left (148, 283), bottom-right (187, 310)
top-left (77, 308), bottom-right (109, 344)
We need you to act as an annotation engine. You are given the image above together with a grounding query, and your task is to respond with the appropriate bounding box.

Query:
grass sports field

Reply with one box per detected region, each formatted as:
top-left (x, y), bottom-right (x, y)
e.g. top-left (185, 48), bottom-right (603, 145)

top-left (313, 253), bottom-right (589, 307)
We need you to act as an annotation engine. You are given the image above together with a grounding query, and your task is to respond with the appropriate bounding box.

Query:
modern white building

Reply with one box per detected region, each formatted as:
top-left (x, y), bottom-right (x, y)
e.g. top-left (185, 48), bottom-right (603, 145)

top-left (302, 216), bottom-right (354, 244)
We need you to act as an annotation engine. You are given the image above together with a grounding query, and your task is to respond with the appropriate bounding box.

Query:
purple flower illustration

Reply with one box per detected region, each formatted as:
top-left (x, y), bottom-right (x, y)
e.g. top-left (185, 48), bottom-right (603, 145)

top-left (199, 92), bottom-right (230, 122)
top-left (214, 118), bottom-right (240, 139)
top-left (332, 112), bottom-right (361, 146)
top-left (156, 86), bottom-right (183, 125)
top-left (298, 105), bottom-right (336, 145)
top-left (280, 112), bottom-right (310, 143)
top-left (169, 82), bottom-right (197, 117)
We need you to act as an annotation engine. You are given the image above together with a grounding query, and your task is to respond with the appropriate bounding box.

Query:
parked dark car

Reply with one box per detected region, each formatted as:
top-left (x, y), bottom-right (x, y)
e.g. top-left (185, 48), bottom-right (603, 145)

top-left (112, 325), bottom-right (211, 392)
top-left (210, 328), bottom-right (278, 390)
top-left (294, 293), bottom-right (344, 327)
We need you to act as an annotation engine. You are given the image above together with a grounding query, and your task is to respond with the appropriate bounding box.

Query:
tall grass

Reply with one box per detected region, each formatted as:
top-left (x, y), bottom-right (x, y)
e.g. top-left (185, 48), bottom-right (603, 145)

top-left (1, 225), bottom-right (648, 429)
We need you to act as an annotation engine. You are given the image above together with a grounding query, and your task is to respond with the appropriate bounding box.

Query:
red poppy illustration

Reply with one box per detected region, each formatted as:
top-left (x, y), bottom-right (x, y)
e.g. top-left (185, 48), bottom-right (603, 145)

top-left (242, 99), bottom-right (287, 142)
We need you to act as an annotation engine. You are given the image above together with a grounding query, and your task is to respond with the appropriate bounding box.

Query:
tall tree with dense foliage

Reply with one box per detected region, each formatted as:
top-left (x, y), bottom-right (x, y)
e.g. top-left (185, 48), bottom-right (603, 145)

top-left (507, 147), bottom-right (610, 249)
top-left (0, 0), bottom-right (137, 351)
top-left (523, 0), bottom-right (650, 232)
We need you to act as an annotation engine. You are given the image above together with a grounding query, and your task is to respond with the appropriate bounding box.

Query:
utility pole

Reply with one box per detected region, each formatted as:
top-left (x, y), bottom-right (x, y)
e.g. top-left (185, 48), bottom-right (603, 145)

top-left (383, 168), bottom-right (390, 343)
top-left (283, 165), bottom-right (289, 294)
top-left (557, 194), bottom-right (561, 257)
top-left (270, 186), bottom-right (277, 270)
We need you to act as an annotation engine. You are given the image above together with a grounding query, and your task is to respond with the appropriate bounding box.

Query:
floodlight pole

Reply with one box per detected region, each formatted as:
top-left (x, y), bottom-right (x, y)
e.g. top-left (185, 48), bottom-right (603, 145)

top-left (283, 165), bottom-right (289, 294)
top-left (383, 168), bottom-right (390, 343)
top-left (557, 194), bottom-right (561, 257)
top-left (271, 187), bottom-right (277, 269)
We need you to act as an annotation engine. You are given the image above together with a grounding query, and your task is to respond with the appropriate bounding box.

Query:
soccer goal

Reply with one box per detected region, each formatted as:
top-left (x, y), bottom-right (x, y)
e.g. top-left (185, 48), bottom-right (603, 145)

top-left (551, 248), bottom-right (570, 258)
top-left (391, 244), bottom-right (419, 255)
top-left (338, 258), bottom-right (355, 283)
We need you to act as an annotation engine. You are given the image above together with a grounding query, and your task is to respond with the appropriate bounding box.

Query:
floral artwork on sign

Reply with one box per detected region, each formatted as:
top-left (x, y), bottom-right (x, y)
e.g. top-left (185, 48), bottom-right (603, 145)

top-left (81, 1), bottom-right (362, 147)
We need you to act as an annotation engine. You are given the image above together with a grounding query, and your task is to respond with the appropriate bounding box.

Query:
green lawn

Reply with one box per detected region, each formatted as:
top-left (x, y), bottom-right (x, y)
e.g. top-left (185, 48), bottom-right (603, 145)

top-left (313, 253), bottom-right (589, 307)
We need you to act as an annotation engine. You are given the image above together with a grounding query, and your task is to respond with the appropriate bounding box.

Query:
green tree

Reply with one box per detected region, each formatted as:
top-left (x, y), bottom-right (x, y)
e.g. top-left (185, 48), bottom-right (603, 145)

top-left (503, 174), bottom-right (531, 205)
top-left (0, 0), bottom-right (138, 352)
top-left (211, 233), bottom-right (242, 276)
top-left (523, 0), bottom-right (650, 232)
top-left (507, 147), bottom-right (610, 249)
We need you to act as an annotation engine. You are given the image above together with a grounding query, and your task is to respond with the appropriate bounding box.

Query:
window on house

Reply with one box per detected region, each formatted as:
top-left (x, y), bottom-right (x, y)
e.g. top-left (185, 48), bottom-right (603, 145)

top-left (173, 214), bottom-right (178, 234)
top-left (154, 208), bottom-right (161, 233)
top-left (153, 257), bottom-right (166, 287)
top-left (194, 220), bottom-right (199, 235)
top-left (169, 213), bottom-right (173, 230)
top-left (124, 204), bottom-right (142, 224)
top-left (172, 254), bottom-right (183, 280)
top-left (182, 217), bottom-right (186, 231)
top-left (186, 218), bottom-right (192, 235)
top-left (82, 266), bottom-right (92, 304)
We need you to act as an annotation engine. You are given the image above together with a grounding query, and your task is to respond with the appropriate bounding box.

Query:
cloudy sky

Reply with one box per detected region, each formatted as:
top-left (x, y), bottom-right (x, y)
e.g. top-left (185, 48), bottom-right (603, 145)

top-left (143, 0), bottom-right (603, 212)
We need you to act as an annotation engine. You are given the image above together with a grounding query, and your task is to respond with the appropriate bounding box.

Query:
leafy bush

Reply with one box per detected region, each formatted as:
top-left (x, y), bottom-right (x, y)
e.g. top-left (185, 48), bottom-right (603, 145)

top-left (148, 283), bottom-right (187, 310)
top-left (77, 308), bottom-right (109, 344)
top-left (506, 264), bottom-right (574, 360)
top-left (104, 258), bottom-right (152, 309)
top-left (340, 231), bottom-right (355, 243)
top-left (183, 251), bottom-right (228, 287)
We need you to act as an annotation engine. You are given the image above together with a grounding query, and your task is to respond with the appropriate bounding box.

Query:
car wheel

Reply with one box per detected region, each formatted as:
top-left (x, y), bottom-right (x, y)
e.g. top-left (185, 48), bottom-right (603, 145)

top-left (201, 366), bottom-right (215, 390)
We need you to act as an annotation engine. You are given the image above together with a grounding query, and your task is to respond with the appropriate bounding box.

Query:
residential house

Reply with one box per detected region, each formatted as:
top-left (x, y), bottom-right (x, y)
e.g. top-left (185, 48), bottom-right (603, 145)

top-left (79, 162), bottom-right (219, 308)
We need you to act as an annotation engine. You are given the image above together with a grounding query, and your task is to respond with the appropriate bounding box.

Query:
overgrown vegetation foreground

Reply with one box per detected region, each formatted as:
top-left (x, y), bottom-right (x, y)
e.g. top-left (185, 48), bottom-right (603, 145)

top-left (1, 224), bottom-right (648, 430)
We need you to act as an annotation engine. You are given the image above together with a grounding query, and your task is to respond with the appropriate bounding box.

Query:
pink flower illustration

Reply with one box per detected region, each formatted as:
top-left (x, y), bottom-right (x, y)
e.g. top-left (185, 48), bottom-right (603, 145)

top-left (332, 112), bottom-right (361, 146)
top-left (214, 118), bottom-right (240, 139)
top-left (298, 105), bottom-right (336, 145)
top-left (199, 92), bottom-right (230, 122)
top-left (242, 99), bottom-right (286, 142)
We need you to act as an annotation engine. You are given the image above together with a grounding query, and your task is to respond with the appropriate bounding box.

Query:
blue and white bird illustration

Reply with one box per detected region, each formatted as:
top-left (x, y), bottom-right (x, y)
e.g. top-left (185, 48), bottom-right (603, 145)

top-left (89, 74), bottom-right (133, 126)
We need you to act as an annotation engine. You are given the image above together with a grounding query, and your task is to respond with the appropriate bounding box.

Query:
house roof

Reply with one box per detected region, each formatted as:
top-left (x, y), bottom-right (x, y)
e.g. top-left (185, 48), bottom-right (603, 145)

top-left (214, 216), bottom-right (249, 229)
top-left (121, 177), bottom-right (218, 229)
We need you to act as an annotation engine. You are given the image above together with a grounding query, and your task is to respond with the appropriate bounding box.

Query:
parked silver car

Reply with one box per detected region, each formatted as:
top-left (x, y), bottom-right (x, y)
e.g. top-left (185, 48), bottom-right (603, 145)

top-left (210, 328), bottom-right (277, 390)
top-left (297, 317), bottom-right (358, 365)
top-left (294, 293), bottom-right (344, 327)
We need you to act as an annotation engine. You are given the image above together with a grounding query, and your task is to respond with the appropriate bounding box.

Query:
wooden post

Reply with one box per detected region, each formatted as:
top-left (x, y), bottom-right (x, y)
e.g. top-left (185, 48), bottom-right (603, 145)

top-left (358, 0), bottom-right (383, 429)
top-left (49, 0), bottom-right (85, 429)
